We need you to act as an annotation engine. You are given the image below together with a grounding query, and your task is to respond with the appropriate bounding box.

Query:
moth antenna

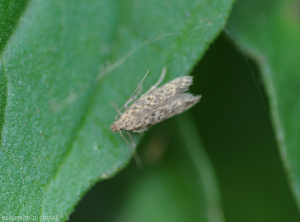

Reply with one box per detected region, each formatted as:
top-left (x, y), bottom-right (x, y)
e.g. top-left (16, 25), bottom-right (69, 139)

top-left (146, 66), bottom-right (167, 93)
top-left (110, 102), bottom-right (124, 122)
top-left (125, 84), bottom-right (144, 108)
top-left (116, 70), bottom-right (149, 120)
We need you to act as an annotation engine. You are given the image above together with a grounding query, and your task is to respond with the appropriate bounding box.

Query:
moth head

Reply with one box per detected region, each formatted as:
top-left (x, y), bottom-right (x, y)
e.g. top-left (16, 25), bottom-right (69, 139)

top-left (110, 122), bottom-right (122, 132)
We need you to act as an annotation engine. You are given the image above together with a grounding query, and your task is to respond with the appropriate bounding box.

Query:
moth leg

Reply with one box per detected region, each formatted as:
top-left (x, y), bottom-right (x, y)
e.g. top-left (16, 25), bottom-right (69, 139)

top-left (126, 131), bottom-right (143, 169)
top-left (126, 130), bottom-right (136, 149)
top-left (133, 127), bottom-right (148, 133)
top-left (145, 66), bottom-right (167, 94)
top-left (119, 130), bottom-right (131, 148)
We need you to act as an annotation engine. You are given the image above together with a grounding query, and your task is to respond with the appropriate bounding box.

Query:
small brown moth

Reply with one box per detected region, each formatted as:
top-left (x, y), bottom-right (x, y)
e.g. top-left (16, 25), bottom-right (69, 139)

top-left (111, 67), bottom-right (201, 150)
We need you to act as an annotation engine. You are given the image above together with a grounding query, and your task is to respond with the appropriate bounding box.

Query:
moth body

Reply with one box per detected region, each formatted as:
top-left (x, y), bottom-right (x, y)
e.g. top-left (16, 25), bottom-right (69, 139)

top-left (110, 73), bottom-right (201, 133)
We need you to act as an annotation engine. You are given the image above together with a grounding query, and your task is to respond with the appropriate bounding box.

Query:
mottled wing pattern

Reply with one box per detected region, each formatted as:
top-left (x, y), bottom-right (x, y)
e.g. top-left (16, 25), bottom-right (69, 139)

top-left (127, 76), bottom-right (193, 111)
top-left (123, 93), bottom-right (201, 131)
top-left (142, 76), bottom-right (193, 100)
top-left (111, 76), bottom-right (200, 132)
top-left (144, 76), bottom-right (193, 96)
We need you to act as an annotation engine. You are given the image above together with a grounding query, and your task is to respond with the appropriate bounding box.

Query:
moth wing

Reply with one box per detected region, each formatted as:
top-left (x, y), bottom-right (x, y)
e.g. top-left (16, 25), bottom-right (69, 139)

top-left (144, 75), bottom-right (194, 97)
top-left (134, 76), bottom-right (194, 108)
top-left (134, 93), bottom-right (201, 130)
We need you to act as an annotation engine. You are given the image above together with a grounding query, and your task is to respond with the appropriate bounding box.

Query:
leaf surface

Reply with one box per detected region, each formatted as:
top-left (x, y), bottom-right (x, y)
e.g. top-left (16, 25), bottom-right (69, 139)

top-left (227, 0), bottom-right (300, 207)
top-left (0, 0), bottom-right (233, 219)
top-left (114, 113), bottom-right (224, 222)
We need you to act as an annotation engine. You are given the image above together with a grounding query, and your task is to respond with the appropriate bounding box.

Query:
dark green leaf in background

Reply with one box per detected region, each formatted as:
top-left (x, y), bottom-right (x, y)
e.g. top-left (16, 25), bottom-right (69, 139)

top-left (0, 0), bottom-right (233, 220)
top-left (71, 0), bottom-right (300, 221)
top-left (72, 113), bottom-right (224, 222)
top-left (71, 113), bottom-right (225, 222)
top-left (72, 31), bottom-right (300, 222)
top-left (227, 0), bottom-right (300, 208)
top-left (192, 33), bottom-right (300, 222)
top-left (0, 0), bottom-right (30, 52)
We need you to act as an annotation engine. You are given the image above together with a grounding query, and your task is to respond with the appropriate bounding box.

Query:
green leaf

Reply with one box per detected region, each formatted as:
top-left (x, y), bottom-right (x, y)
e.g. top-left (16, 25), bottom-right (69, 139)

top-left (0, 0), bottom-right (233, 219)
top-left (114, 114), bottom-right (224, 222)
top-left (71, 113), bottom-right (224, 222)
top-left (0, 0), bottom-right (30, 52)
top-left (227, 0), bottom-right (300, 207)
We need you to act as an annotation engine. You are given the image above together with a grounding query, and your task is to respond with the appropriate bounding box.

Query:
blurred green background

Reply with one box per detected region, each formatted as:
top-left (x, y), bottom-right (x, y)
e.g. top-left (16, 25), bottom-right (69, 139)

top-left (70, 33), bottom-right (300, 222)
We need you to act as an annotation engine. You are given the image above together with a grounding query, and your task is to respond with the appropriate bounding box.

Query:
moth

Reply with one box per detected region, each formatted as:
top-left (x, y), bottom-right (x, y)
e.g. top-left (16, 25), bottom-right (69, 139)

top-left (111, 67), bottom-right (201, 143)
